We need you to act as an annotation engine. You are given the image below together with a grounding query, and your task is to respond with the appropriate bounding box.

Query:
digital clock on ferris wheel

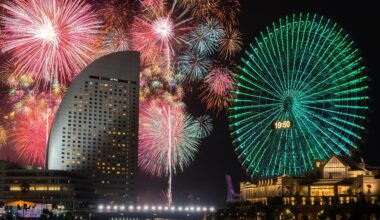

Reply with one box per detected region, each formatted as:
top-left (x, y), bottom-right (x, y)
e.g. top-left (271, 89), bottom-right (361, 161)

top-left (273, 120), bottom-right (292, 130)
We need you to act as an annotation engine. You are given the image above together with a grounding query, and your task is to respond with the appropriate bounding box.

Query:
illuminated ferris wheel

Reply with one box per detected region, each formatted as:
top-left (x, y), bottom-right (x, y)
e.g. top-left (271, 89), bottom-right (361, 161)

top-left (229, 13), bottom-right (369, 178)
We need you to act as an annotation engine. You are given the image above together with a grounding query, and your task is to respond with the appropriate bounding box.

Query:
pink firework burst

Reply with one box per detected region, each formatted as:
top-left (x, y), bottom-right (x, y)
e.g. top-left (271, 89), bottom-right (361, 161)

top-left (138, 100), bottom-right (200, 177)
top-left (12, 109), bottom-right (54, 167)
top-left (200, 67), bottom-right (235, 113)
top-left (132, 0), bottom-right (193, 66)
top-left (0, 0), bottom-right (102, 86)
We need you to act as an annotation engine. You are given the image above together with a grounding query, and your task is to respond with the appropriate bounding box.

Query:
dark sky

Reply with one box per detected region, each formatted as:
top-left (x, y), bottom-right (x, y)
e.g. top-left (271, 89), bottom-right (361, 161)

top-left (140, 0), bottom-right (379, 207)
top-left (1, 0), bottom-right (379, 208)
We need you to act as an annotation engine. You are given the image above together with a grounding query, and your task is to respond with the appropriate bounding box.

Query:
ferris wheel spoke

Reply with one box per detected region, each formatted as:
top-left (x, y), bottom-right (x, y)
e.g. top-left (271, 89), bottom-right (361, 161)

top-left (247, 131), bottom-right (272, 174)
top-left (235, 72), bottom-right (282, 99)
top-left (290, 127), bottom-right (305, 175)
top-left (298, 47), bottom-right (359, 95)
top-left (296, 36), bottom-right (348, 93)
top-left (331, 117), bottom-right (365, 130)
top-left (297, 40), bottom-right (357, 94)
top-left (333, 63), bottom-right (365, 83)
top-left (232, 90), bottom-right (281, 103)
top-left (296, 108), bottom-right (357, 152)
top-left (301, 104), bottom-right (366, 120)
top-left (293, 16), bottom-right (332, 90)
top-left (254, 37), bottom-right (284, 93)
top-left (231, 102), bottom-right (281, 111)
top-left (239, 127), bottom-right (273, 171)
top-left (232, 108), bottom-right (282, 143)
top-left (269, 24), bottom-right (288, 92)
top-left (293, 14), bottom-right (315, 90)
top-left (299, 96), bottom-right (368, 105)
top-left (275, 20), bottom-right (290, 91)
top-left (333, 104), bottom-right (368, 110)
top-left (230, 105), bottom-right (281, 127)
top-left (259, 31), bottom-right (288, 94)
top-left (299, 26), bottom-right (345, 81)
top-left (271, 131), bottom-right (286, 175)
top-left (284, 17), bottom-right (292, 90)
top-left (293, 126), bottom-right (314, 170)
top-left (306, 108), bottom-right (362, 139)
top-left (289, 14), bottom-right (302, 91)
top-left (298, 76), bottom-right (367, 102)
top-left (293, 109), bottom-right (336, 158)
top-left (244, 48), bottom-right (284, 96)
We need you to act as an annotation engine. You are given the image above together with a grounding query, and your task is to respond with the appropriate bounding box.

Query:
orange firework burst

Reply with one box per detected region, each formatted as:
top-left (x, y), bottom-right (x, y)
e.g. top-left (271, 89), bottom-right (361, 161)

top-left (96, 0), bottom-right (131, 30)
top-left (0, 125), bottom-right (7, 148)
top-left (213, 0), bottom-right (241, 28)
top-left (179, 0), bottom-right (216, 20)
top-left (219, 27), bottom-right (243, 59)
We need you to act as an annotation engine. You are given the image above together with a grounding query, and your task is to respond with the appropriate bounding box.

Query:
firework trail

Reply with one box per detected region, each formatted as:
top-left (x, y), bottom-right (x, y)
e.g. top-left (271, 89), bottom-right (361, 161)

top-left (139, 100), bottom-right (200, 177)
top-left (0, 125), bottom-right (6, 148)
top-left (139, 99), bottom-right (212, 205)
top-left (0, 0), bottom-right (102, 86)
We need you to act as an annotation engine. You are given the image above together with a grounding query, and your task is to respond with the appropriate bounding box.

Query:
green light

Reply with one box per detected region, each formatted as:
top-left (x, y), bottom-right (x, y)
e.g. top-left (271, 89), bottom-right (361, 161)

top-left (229, 13), bottom-right (369, 178)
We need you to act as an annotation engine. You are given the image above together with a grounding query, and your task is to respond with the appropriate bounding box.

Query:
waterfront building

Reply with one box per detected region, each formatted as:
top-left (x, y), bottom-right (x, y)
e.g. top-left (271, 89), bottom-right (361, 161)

top-left (0, 160), bottom-right (94, 210)
top-left (47, 51), bottom-right (140, 204)
top-left (240, 155), bottom-right (380, 206)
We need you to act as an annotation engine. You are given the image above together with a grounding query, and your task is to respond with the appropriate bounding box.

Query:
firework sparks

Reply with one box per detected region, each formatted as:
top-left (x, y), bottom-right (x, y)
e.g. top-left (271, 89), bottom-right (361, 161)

top-left (200, 67), bottom-right (234, 113)
top-left (96, 0), bottom-right (131, 30)
top-left (132, 0), bottom-right (193, 66)
top-left (192, 115), bottom-right (213, 138)
top-left (139, 101), bottom-right (201, 177)
top-left (12, 111), bottom-right (52, 167)
top-left (177, 51), bottom-right (212, 82)
top-left (0, 125), bottom-right (6, 148)
top-left (219, 27), bottom-right (243, 59)
top-left (213, 0), bottom-right (240, 28)
top-left (102, 27), bottom-right (130, 55)
top-left (179, 0), bottom-right (216, 20)
top-left (189, 19), bottom-right (223, 56)
top-left (0, 0), bottom-right (102, 85)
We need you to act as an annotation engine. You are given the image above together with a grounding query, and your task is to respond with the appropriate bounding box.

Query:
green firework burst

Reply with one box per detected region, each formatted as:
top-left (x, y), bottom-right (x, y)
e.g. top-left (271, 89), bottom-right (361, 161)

top-left (229, 13), bottom-right (369, 178)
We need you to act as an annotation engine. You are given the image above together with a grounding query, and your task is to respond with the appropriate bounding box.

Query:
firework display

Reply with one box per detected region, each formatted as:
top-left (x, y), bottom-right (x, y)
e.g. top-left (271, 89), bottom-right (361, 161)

top-left (0, 0), bottom-right (242, 183)
top-left (200, 67), bottom-right (234, 113)
top-left (1, 0), bottom-right (102, 86)
top-left (229, 13), bottom-right (368, 178)
top-left (12, 108), bottom-right (55, 167)
top-left (139, 100), bottom-right (201, 177)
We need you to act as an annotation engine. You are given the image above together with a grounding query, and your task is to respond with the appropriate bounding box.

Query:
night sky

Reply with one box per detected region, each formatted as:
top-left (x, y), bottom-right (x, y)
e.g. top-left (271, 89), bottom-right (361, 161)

top-left (1, 0), bottom-right (379, 207)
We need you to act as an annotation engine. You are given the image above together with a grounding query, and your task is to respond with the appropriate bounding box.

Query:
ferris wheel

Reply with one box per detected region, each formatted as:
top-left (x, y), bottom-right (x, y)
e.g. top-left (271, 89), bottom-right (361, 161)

top-left (229, 13), bottom-right (369, 178)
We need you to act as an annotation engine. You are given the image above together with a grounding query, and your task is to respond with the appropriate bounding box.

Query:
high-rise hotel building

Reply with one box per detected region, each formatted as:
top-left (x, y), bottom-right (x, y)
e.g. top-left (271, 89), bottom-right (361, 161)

top-left (47, 52), bottom-right (139, 204)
